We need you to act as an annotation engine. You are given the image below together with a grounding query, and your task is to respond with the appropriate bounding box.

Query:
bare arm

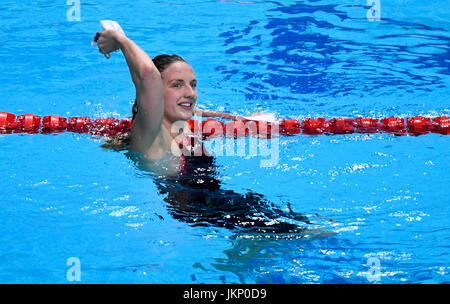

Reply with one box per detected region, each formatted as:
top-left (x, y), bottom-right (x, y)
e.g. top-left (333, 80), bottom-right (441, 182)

top-left (97, 30), bottom-right (163, 151)
top-left (193, 107), bottom-right (244, 120)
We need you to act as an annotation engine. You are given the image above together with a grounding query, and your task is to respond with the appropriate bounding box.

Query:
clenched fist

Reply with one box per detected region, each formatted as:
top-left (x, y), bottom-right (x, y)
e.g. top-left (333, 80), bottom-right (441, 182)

top-left (93, 29), bottom-right (124, 59)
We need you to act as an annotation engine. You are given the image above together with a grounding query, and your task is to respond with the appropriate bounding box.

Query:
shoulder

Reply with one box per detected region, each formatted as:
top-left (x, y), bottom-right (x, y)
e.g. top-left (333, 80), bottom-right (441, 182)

top-left (130, 123), bottom-right (175, 160)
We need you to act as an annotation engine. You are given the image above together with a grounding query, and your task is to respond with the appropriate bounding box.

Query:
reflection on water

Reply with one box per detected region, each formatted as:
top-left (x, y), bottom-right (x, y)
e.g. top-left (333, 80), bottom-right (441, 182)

top-left (124, 148), bottom-right (340, 283)
top-left (209, 232), bottom-right (336, 284)
top-left (215, 1), bottom-right (449, 114)
top-left (127, 150), bottom-right (339, 283)
top-left (129, 151), bottom-right (311, 234)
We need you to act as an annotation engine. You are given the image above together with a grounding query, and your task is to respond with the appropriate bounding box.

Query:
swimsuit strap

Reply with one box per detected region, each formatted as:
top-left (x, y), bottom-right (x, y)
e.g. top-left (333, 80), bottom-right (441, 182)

top-left (179, 153), bottom-right (186, 174)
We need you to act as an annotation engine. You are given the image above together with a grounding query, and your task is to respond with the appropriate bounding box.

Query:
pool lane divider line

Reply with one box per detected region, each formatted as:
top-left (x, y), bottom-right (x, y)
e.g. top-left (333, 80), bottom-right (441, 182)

top-left (0, 112), bottom-right (449, 137)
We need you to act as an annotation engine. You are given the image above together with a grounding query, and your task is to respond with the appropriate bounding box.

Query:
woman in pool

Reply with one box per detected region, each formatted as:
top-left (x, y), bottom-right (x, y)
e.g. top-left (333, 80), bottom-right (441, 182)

top-left (95, 28), bottom-right (311, 234)
top-left (95, 29), bottom-right (255, 175)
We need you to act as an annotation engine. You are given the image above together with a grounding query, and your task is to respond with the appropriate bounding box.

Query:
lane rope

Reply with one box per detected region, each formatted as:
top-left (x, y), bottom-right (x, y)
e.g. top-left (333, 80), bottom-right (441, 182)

top-left (1, 112), bottom-right (449, 137)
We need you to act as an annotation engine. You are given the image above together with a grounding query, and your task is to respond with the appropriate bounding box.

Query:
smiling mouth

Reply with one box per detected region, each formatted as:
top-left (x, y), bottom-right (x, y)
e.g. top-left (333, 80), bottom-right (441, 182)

top-left (178, 101), bottom-right (194, 110)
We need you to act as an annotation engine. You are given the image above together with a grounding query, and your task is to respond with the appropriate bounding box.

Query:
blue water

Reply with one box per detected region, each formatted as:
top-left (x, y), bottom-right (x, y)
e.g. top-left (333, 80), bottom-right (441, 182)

top-left (0, 0), bottom-right (449, 283)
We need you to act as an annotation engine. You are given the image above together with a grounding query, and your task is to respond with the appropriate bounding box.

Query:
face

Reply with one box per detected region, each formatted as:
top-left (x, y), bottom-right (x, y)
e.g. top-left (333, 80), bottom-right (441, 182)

top-left (161, 61), bottom-right (197, 124)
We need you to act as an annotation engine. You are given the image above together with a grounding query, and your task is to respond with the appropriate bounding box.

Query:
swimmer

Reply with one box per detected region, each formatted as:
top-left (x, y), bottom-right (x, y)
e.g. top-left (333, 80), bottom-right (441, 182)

top-left (95, 26), bottom-right (310, 234)
top-left (94, 27), bottom-right (261, 175)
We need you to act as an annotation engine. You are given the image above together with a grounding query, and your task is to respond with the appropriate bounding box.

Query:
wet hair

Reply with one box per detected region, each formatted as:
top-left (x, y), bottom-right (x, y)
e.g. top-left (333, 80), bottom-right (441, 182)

top-left (102, 54), bottom-right (186, 151)
top-left (132, 54), bottom-right (187, 121)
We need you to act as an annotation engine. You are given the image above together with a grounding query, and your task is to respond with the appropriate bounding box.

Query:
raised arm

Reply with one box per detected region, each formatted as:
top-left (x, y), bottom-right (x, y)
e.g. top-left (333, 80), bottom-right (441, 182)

top-left (96, 30), bottom-right (163, 152)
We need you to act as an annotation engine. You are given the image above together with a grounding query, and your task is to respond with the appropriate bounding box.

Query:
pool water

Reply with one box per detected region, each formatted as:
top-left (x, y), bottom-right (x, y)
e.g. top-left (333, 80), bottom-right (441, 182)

top-left (0, 0), bottom-right (449, 283)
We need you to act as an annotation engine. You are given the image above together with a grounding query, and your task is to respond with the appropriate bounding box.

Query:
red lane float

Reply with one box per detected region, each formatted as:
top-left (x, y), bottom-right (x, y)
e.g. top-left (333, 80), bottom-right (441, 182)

top-left (326, 118), bottom-right (354, 134)
top-left (432, 116), bottom-right (450, 135)
top-left (301, 117), bottom-right (326, 135)
top-left (0, 112), bottom-right (17, 134)
top-left (42, 115), bottom-right (68, 133)
top-left (379, 117), bottom-right (406, 135)
top-left (355, 117), bottom-right (379, 133)
top-left (280, 119), bottom-right (301, 135)
top-left (67, 117), bottom-right (93, 133)
top-left (407, 116), bottom-right (433, 136)
top-left (1, 111), bottom-right (449, 136)
top-left (16, 114), bottom-right (41, 133)
top-left (0, 112), bottom-right (16, 129)
top-left (202, 119), bottom-right (225, 138)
